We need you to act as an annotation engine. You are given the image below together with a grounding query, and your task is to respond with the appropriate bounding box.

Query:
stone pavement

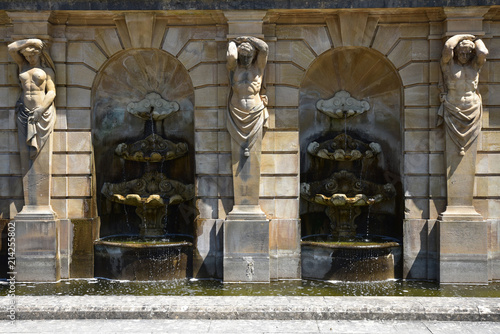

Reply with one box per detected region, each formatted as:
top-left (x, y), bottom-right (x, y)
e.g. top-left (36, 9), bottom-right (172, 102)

top-left (2, 296), bottom-right (500, 333)
top-left (2, 319), bottom-right (500, 333)
top-left (2, 296), bottom-right (500, 321)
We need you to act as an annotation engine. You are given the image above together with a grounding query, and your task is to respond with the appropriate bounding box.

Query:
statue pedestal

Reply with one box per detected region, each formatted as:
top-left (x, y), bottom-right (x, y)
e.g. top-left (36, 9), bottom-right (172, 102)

top-left (223, 209), bottom-right (269, 283)
top-left (15, 130), bottom-right (60, 281)
top-left (438, 217), bottom-right (488, 284)
top-left (14, 206), bottom-right (60, 282)
top-left (224, 135), bottom-right (270, 282)
top-left (438, 135), bottom-right (487, 284)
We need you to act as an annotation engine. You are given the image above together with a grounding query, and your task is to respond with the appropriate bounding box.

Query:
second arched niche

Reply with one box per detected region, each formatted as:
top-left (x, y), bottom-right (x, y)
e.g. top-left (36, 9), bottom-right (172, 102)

top-left (299, 46), bottom-right (403, 240)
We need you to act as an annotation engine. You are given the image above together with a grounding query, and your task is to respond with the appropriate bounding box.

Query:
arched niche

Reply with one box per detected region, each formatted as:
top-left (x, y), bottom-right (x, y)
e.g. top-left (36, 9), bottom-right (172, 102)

top-left (299, 46), bottom-right (403, 240)
top-left (92, 49), bottom-right (195, 237)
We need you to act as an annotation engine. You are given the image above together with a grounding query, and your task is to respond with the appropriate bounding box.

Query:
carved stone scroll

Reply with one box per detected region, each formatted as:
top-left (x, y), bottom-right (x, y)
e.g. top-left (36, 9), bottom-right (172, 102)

top-left (127, 92), bottom-right (180, 121)
top-left (115, 134), bottom-right (188, 162)
top-left (316, 90), bottom-right (370, 119)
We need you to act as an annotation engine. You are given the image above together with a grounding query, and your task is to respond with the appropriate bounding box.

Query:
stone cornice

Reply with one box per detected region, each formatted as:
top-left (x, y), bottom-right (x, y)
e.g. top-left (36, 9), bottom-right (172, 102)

top-left (0, 0), bottom-right (496, 11)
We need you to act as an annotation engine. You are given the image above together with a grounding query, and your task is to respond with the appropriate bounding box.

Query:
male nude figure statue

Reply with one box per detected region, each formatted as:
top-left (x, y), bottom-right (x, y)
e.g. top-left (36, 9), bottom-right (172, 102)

top-left (226, 36), bottom-right (268, 156)
top-left (226, 36), bottom-right (268, 210)
top-left (439, 34), bottom-right (488, 155)
top-left (438, 34), bottom-right (488, 213)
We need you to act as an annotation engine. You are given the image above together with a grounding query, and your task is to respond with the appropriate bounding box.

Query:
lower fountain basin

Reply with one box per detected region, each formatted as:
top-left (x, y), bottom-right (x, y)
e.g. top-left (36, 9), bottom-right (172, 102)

top-left (94, 235), bottom-right (193, 281)
top-left (301, 234), bottom-right (401, 281)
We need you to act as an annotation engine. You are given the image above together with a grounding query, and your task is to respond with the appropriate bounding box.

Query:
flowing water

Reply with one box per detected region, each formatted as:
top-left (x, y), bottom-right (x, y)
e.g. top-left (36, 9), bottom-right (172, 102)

top-left (2, 279), bottom-right (500, 297)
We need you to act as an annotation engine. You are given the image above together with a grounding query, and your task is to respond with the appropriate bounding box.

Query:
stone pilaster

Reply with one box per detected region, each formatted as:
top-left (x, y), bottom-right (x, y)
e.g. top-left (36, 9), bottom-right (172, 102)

top-left (437, 8), bottom-right (490, 284)
top-left (222, 11), bottom-right (270, 282)
top-left (7, 12), bottom-right (60, 282)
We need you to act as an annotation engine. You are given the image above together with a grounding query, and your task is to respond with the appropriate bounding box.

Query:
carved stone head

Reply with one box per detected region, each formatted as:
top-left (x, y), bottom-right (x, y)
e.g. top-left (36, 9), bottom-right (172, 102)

top-left (20, 45), bottom-right (42, 66)
top-left (237, 42), bottom-right (255, 67)
top-left (455, 39), bottom-right (475, 65)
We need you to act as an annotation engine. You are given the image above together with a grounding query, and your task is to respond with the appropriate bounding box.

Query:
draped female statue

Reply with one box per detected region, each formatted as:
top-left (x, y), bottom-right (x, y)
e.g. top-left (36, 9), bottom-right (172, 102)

top-left (9, 38), bottom-right (56, 212)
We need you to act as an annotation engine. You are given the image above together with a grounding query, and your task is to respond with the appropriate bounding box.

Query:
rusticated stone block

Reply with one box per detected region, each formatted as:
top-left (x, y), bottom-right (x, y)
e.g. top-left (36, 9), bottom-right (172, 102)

top-left (15, 219), bottom-right (60, 282)
top-left (269, 219), bottom-right (301, 280)
top-left (193, 218), bottom-right (223, 279)
top-left (439, 220), bottom-right (488, 284)
top-left (223, 219), bottom-right (269, 282)
top-left (70, 218), bottom-right (99, 278)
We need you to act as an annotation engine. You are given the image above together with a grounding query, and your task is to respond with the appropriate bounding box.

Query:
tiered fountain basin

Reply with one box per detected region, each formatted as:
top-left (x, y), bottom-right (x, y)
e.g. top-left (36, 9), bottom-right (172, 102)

top-left (96, 174), bottom-right (194, 280)
top-left (95, 235), bottom-right (193, 281)
top-left (97, 170), bottom-right (194, 280)
top-left (300, 129), bottom-right (400, 281)
top-left (301, 234), bottom-right (401, 281)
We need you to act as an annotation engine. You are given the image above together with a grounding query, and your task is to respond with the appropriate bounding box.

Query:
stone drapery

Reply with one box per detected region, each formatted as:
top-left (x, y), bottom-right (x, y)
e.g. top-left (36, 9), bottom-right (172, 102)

top-left (227, 100), bottom-right (268, 150)
top-left (16, 100), bottom-right (56, 160)
top-left (437, 97), bottom-right (482, 155)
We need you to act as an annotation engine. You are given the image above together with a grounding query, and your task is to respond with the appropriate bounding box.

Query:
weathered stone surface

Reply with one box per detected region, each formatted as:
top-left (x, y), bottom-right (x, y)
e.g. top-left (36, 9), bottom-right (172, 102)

top-left (14, 219), bottom-right (60, 282)
top-left (276, 41), bottom-right (315, 70)
top-left (403, 219), bottom-right (430, 279)
top-left (223, 219), bottom-right (270, 282)
top-left (70, 218), bottom-right (99, 278)
top-left (3, 295), bottom-right (500, 321)
top-left (372, 25), bottom-right (401, 55)
top-left (94, 28), bottom-right (122, 57)
top-left (269, 218), bottom-right (301, 279)
top-left (193, 218), bottom-right (223, 279)
top-left (67, 64), bottom-right (96, 87)
top-left (439, 220), bottom-right (488, 284)
top-left (404, 153), bottom-right (429, 174)
top-left (67, 42), bottom-right (107, 71)
top-left (66, 110), bottom-right (91, 130)
top-left (1, 3), bottom-right (500, 285)
top-left (276, 25), bottom-right (331, 56)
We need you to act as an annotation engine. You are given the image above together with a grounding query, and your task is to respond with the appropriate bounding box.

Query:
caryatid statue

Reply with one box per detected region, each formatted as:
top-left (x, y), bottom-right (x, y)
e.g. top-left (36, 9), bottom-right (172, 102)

top-left (438, 34), bottom-right (488, 215)
top-left (8, 39), bottom-right (57, 213)
top-left (226, 36), bottom-right (268, 214)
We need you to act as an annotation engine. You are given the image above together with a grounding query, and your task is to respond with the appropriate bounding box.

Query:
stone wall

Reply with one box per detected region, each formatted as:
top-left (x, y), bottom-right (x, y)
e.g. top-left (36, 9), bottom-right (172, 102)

top-left (0, 5), bottom-right (499, 280)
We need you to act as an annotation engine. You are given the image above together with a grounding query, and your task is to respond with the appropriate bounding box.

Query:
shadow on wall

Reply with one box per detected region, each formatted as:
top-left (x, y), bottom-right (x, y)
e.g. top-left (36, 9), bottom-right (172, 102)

top-left (404, 220), bottom-right (438, 280)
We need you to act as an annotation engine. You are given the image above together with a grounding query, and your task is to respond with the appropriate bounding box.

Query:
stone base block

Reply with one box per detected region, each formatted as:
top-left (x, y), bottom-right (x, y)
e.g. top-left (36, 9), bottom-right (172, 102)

top-left (223, 218), bottom-right (269, 282)
top-left (439, 219), bottom-right (488, 284)
top-left (193, 218), bottom-right (224, 279)
top-left (70, 218), bottom-right (100, 279)
top-left (269, 219), bottom-right (301, 280)
top-left (439, 206), bottom-right (483, 221)
top-left (489, 219), bottom-right (500, 281)
top-left (15, 218), bottom-right (60, 282)
top-left (403, 219), bottom-right (438, 281)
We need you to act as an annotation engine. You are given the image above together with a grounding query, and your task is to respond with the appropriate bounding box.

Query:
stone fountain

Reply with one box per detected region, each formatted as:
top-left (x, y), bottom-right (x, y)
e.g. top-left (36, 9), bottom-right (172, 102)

top-left (300, 92), bottom-right (402, 281)
top-left (94, 93), bottom-right (194, 280)
top-left (101, 171), bottom-right (194, 237)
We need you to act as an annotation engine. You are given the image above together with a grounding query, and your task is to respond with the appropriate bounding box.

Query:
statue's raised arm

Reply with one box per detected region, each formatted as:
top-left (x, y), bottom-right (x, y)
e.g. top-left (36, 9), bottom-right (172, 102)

top-left (8, 39), bottom-right (44, 69)
top-left (227, 40), bottom-right (238, 72)
top-left (239, 36), bottom-right (268, 70)
top-left (441, 34), bottom-right (475, 65)
top-left (473, 38), bottom-right (488, 68)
